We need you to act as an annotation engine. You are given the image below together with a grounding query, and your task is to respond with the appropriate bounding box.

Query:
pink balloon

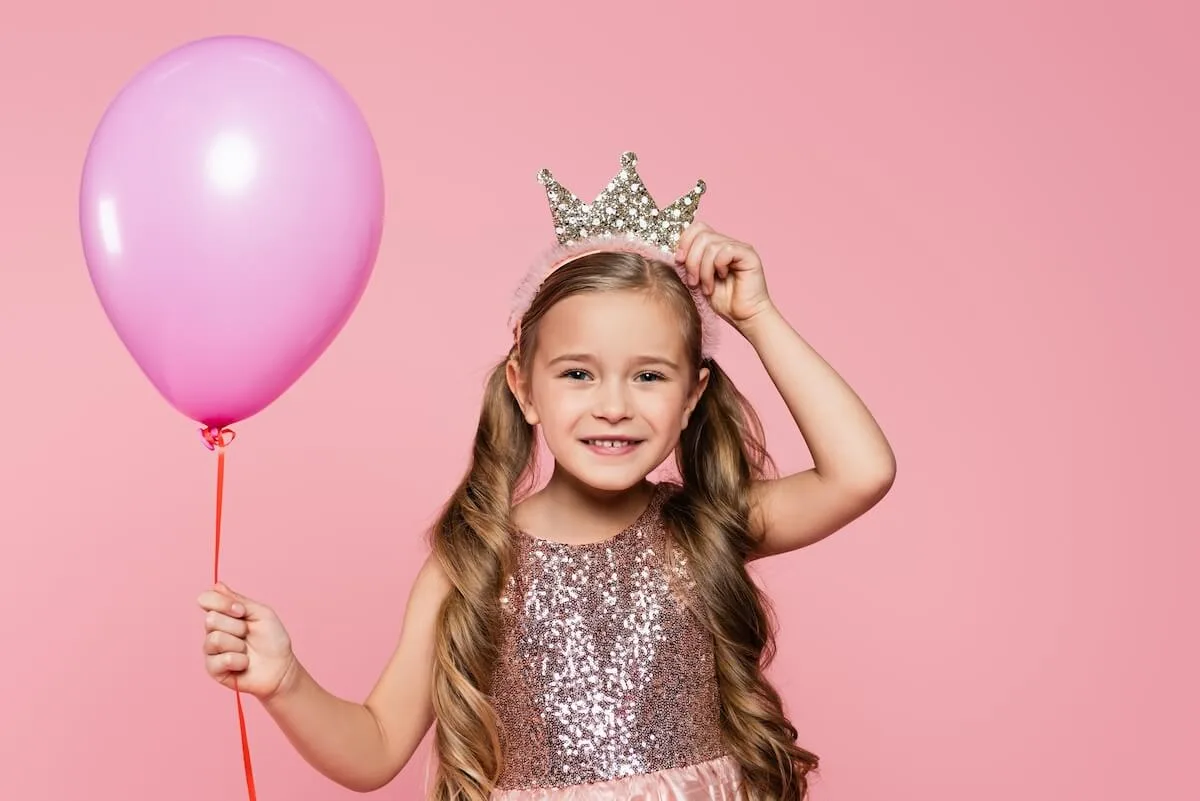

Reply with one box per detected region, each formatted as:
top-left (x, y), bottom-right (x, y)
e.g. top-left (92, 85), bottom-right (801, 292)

top-left (80, 36), bottom-right (384, 428)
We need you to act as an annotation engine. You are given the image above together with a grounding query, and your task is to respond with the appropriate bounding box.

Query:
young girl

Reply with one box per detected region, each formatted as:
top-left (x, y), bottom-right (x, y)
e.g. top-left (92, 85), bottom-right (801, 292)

top-left (198, 153), bottom-right (896, 800)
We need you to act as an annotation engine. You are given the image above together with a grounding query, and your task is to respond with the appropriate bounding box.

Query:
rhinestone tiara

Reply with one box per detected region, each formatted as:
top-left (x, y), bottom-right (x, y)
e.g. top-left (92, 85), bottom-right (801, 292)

top-left (537, 151), bottom-right (706, 251)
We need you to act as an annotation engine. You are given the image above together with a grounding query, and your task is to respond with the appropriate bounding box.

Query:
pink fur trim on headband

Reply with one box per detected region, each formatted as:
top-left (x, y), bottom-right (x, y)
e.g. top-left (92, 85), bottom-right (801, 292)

top-left (508, 233), bottom-right (721, 358)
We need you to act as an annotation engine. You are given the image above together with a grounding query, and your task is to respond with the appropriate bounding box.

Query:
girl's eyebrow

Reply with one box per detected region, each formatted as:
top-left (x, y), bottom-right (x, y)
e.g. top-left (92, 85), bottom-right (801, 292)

top-left (546, 353), bottom-right (681, 370)
top-left (547, 353), bottom-right (596, 366)
top-left (631, 355), bottom-right (680, 370)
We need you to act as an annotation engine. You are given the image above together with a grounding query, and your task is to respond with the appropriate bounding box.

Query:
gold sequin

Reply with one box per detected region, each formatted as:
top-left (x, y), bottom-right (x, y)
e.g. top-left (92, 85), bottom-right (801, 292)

top-left (492, 484), bottom-right (726, 790)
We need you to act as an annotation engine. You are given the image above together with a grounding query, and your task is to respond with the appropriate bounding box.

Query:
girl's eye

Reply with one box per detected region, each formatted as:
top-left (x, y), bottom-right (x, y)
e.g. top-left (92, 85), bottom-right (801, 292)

top-left (559, 370), bottom-right (666, 382)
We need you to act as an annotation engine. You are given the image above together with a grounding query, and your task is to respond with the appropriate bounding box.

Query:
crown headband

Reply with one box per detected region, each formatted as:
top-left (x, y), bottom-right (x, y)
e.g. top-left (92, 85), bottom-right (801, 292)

top-left (508, 151), bottom-right (720, 358)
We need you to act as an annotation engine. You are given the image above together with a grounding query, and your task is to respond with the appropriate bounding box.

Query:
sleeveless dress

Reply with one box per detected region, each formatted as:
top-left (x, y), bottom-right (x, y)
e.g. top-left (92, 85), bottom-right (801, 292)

top-left (489, 483), bottom-right (743, 800)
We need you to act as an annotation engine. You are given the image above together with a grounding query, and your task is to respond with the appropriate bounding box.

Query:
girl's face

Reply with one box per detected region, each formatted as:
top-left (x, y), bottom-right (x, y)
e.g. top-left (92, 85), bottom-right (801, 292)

top-left (508, 289), bottom-right (709, 494)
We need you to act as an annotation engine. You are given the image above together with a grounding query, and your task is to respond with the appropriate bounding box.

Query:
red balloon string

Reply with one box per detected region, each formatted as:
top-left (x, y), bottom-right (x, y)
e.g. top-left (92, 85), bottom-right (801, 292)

top-left (201, 426), bottom-right (257, 801)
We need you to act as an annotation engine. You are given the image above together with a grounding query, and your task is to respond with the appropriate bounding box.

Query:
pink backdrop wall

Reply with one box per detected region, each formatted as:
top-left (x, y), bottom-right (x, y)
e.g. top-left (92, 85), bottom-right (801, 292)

top-left (1, 1), bottom-right (1195, 799)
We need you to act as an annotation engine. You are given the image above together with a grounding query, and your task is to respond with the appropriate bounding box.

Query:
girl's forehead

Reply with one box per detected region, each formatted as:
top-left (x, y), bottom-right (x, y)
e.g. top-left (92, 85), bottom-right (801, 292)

top-left (536, 291), bottom-right (691, 356)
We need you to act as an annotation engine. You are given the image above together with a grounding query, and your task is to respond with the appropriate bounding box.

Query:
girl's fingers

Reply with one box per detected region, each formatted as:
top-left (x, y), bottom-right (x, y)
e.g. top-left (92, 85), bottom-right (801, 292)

top-left (700, 242), bottom-right (722, 294)
top-left (214, 584), bottom-right (274, 623)
top-left (204, 610), bottom-right (249, 639)
top-left (684, 230), bottom-right (717, 282)
top-left (713, 242), bottom-right (739, 278)
top-left (197, 589), bottom-right (246, 619)
top-left (674, 220), bottom-right (710, 262)
top-left (204, 630), bottom-right (247, 656)
top-left (206, 651), bottom-right (248, 677)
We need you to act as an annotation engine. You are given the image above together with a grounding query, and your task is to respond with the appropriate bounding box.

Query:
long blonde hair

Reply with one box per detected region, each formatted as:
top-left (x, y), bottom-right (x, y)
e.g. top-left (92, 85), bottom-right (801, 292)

top-left (428, 251), bottom-right (819, 800)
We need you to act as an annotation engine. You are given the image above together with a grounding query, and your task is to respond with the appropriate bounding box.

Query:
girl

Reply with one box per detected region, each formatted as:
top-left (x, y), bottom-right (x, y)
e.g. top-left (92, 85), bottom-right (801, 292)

top-left (198, 159), bottom-right (896, 800)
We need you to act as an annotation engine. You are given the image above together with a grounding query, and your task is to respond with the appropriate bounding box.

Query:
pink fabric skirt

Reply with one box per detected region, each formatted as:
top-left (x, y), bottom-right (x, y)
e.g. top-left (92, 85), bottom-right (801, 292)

top-left (490, 757), bottom-right (742, 800)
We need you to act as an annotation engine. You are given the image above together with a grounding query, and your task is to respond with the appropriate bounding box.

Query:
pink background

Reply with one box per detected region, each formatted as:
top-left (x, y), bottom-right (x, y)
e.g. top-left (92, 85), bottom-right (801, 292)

top-left (1, 1), bottom-right (1195, 799)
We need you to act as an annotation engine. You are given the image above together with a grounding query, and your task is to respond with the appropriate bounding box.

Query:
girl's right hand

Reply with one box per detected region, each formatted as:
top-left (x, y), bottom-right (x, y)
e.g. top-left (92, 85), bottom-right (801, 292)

top-left (197, 583), bottom-right (297, 700)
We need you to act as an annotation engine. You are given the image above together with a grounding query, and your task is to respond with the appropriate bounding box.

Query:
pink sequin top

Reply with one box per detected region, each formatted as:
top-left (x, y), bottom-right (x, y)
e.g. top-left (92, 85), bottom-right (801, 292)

top-left (491, 484), bottom-right (728, 792)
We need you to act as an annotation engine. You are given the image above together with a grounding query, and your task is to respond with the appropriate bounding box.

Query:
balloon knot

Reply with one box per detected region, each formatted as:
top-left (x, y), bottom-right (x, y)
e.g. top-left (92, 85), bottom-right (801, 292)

top-left (200, 426), bottom-right (237, 450)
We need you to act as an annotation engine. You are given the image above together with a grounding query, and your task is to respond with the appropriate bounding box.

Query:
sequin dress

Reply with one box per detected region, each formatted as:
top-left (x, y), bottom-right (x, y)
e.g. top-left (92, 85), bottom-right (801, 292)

top-left (490, 483), bottom-right (743, 800)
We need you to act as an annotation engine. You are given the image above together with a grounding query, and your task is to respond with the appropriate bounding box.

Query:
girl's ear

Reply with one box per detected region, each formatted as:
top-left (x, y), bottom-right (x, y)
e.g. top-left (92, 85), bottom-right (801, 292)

top-left (506, 359), bottom-right (540, 425)
top-left (682, 365), bottom-right (710, 429)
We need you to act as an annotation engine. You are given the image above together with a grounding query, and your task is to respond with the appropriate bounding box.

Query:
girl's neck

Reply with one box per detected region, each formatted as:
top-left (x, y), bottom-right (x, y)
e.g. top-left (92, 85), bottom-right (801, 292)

top-left (520, 466), bottom-right (657, 544)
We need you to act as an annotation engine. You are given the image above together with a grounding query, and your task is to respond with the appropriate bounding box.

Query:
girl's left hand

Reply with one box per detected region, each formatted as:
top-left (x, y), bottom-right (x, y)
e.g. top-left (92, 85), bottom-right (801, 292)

top-left (674, 221), bottom-right (774, 327)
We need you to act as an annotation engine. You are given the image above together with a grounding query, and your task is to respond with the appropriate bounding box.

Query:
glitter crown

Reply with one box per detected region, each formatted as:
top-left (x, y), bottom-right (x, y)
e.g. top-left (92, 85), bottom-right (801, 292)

top-left (537, 151), bottom-right (706, 252)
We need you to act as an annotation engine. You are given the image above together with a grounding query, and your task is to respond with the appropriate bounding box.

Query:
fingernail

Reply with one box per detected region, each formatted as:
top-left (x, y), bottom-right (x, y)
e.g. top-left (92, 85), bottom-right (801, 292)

top-left (231, 603), bottom-right (245, 616)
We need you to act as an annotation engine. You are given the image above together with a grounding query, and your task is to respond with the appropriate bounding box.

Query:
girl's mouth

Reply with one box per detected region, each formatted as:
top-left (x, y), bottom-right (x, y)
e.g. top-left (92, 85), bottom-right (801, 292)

top-left (581, 438), bottom-right (643, 455)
